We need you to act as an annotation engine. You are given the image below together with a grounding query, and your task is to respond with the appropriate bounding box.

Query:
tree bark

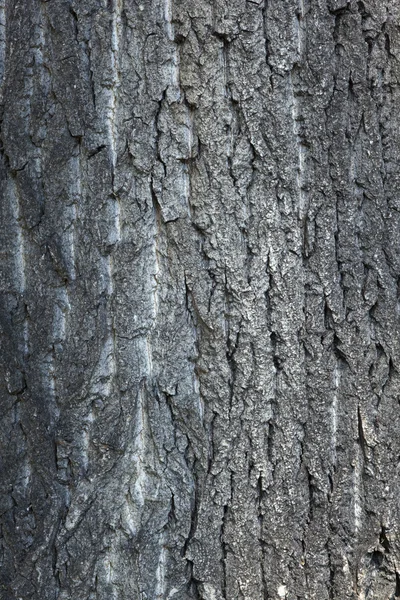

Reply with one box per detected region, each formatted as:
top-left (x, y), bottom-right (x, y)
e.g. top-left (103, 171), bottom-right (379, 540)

top-left (1, 0), bottom-right (400, 598)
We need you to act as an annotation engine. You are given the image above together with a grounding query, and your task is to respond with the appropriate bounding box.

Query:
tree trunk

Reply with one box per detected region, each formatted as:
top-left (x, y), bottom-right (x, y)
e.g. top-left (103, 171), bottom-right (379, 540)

top-left (1, 0), bottom-right (400, 598)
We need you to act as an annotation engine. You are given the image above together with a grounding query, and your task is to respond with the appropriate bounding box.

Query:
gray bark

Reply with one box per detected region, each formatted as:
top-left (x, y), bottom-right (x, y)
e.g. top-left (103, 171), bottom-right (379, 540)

top-left (1, 0), bottom-right (400, 598)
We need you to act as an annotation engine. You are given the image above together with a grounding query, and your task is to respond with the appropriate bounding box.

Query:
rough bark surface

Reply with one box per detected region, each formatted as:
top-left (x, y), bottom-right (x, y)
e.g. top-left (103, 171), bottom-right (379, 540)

top-left (1, 0), bottom-right (400, 598)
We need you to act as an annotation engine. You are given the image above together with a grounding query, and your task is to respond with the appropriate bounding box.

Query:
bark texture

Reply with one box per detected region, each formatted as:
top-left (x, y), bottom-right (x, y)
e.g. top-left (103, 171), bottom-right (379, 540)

top-left (1, 0), bottom-right (400, 598)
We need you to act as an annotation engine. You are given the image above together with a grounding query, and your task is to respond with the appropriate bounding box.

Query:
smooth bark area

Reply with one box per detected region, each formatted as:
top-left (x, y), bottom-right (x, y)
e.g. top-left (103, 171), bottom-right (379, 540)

top-left (1, 0), bottom-right (400, 598)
